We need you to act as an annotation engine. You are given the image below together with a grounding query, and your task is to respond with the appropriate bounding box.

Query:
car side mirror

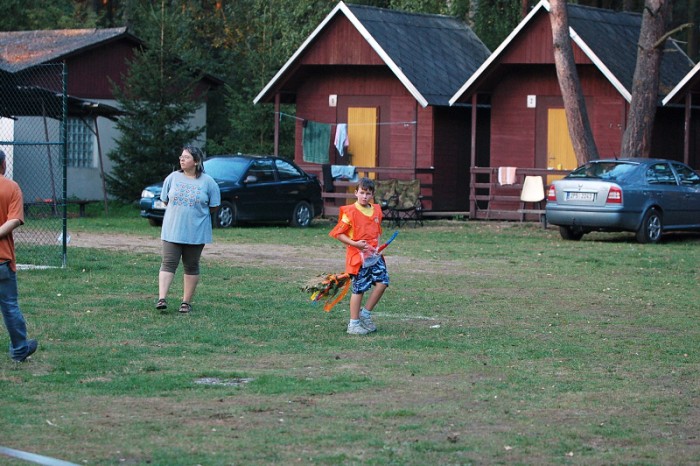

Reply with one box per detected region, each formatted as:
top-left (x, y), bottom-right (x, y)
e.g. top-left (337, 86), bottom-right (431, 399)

top-left (244, 175), bottom-right (258, 184)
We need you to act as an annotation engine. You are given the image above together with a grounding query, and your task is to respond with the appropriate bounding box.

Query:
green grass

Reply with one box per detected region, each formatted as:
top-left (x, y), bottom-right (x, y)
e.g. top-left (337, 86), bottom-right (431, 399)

top-left (1, 203), bottom-right (699, 464)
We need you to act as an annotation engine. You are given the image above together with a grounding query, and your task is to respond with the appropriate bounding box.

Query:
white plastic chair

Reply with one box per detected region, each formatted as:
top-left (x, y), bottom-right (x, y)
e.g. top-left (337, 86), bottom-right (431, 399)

top-left (518, 176), bottom-right (546, 226)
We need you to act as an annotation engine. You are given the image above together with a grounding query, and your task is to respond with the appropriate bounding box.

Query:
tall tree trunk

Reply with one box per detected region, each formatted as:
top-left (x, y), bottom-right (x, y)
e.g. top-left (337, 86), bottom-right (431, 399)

top-left (550, 0), bottom-right (600, 165)
top-left (620, 0), bottom-right (672, 158)
top-left (688, 0), bottom-right (698, 60)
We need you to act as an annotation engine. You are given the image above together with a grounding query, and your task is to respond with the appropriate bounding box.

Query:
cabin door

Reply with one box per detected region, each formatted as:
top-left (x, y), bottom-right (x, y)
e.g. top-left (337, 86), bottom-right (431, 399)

top-left (547, 108), bottom-right (578, 183)
top-left (347, 107), bottom-right (378, 173)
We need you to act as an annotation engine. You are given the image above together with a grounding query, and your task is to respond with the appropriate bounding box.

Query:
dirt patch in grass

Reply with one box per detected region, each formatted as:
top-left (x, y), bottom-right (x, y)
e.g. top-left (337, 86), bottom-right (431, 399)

top-left (69, 232), bottom-right (467, 276)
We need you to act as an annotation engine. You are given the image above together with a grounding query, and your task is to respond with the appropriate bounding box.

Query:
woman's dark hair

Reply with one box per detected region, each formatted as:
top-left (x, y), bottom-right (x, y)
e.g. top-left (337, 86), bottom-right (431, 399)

top-left (181, 145), bottom-right (205, 178)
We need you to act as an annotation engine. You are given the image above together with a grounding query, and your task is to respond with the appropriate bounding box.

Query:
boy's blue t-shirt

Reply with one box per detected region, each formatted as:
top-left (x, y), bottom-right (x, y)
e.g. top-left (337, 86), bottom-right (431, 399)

top-left (160, 171), bottom-right (221, 244)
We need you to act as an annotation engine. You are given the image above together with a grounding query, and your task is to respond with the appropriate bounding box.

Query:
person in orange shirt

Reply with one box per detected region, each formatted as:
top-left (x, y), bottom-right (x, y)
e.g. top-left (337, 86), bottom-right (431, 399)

top-left (0, 150), bottom-right (38, 362)
top-left (329, 178), bottom-right (389, 335)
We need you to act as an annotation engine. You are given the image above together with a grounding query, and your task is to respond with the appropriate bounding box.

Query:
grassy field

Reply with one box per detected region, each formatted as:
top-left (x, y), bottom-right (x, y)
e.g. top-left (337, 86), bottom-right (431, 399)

top-left (1, 203), bottom-right (699, 465)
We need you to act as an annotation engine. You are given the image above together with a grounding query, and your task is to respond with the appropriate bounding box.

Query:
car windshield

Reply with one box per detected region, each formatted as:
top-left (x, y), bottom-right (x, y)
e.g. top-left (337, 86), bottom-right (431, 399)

top-left (567, 161), bottom-right (637, 181)
top-left (203, 157), bottom-right (249, 182)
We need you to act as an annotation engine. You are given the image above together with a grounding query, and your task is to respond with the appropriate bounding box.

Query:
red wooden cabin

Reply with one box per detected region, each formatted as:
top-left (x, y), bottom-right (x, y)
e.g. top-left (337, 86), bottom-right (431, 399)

top-left (450, 0), bottom-right (694, 219)
top-left (254, 1), bottom-right (491, 215)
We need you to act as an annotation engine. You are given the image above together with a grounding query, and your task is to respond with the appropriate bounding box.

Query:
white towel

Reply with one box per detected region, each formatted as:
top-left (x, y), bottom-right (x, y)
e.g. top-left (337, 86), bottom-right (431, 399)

top-left (498, 166), bottom-right (517, 185)
top-left (334, 124), bottom-right (348, 156)
top-left (331, 165), bottom-right (358, 182)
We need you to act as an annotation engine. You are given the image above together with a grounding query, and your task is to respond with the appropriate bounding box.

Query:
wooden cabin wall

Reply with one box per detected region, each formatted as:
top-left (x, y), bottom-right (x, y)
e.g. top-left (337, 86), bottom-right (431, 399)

top-left (301, 16), bottom-right (384, 66)
top-left (66, 41), bottom-right (136, 98)
top-left (490, 65), bottom-right (627, 169)
top-left (294, 67), bottom-right (432, 172)
top-left (294, 81), bottom-right (338, 164)
top-left (489, 69), bottom-right (539, 168)
top-left (500, 12), bottom-right (593, 66)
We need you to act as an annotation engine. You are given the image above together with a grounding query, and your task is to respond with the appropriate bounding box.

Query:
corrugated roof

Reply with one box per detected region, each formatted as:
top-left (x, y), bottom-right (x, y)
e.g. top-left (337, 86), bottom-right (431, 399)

top-left (0, 27), bottom-right (135, 72)
top-left (254, 1), bottom-right (491, 107)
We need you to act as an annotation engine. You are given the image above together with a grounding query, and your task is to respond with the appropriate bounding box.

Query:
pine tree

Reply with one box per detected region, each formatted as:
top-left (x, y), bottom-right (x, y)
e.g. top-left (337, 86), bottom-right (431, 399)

top-left (105, 3), bottom-right (204, 201)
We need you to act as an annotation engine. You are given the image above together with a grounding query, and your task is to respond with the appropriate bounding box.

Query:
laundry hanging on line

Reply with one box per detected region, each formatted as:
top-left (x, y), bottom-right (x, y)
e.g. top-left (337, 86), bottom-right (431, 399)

top-left (292, 113), bottom-right (418, 165)
top-left (334, 123), bottom-right (348, 157)
top-left (302, 120), bottom-right (331, 164)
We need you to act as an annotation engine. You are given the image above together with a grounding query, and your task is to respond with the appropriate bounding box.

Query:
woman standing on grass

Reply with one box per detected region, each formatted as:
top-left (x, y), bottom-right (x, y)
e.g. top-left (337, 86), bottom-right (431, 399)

top-left (155, 146), bottom-right (220, 314)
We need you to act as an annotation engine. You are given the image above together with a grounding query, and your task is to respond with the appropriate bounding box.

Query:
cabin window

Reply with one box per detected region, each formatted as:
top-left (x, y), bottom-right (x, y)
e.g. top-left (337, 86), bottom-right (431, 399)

top-left (66, 117), bottom-right (95, 168)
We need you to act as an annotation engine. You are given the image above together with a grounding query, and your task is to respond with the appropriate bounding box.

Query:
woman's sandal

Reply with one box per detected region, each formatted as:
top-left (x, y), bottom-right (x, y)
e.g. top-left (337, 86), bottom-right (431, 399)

top-left (156, 298), bottom-right (167, 310)
top-left (179, 302), bottom-right (192, 313)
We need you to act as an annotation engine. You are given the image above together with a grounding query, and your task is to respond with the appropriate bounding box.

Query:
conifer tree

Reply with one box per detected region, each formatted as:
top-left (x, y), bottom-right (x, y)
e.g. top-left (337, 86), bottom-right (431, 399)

top-left (105, 3), bottom-right (204, 201)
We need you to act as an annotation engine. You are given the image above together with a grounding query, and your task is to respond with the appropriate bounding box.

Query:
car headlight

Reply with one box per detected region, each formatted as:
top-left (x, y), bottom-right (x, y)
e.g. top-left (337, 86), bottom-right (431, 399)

top-left (141, 190), bottom-right (155, 198)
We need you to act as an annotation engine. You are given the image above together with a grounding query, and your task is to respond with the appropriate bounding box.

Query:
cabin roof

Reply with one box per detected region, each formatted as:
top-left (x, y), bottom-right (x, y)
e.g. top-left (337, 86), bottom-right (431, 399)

top-left (0, 28), bottom-right (137, 72)
top-left (254, 1), bottom-right (491, 107)
top-left (0, 27), bottom-right (223, 86)
top-left (450, 0), bottom-right (694, 105)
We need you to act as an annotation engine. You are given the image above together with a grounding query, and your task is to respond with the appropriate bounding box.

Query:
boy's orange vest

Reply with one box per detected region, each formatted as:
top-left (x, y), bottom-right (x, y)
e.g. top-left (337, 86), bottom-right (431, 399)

top-left (329, 203), bottom-right (383, 274)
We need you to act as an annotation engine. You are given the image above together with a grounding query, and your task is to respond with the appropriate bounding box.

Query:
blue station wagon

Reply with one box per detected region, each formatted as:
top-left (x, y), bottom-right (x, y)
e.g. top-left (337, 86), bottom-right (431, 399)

top-left (545, 158), bottom-right (700, 243)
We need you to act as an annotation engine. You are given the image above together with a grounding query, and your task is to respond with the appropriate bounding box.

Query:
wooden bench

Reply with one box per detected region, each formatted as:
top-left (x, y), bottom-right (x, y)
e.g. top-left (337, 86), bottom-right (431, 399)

top-left (24, 199), bottom-right (99, 218)
top-left (67, 200), bottom-right (99, 217)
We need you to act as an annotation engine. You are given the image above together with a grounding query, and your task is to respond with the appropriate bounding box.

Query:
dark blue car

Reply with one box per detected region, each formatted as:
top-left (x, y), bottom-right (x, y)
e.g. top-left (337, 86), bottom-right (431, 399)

top-left (140, 155), bottom-right (323, 228)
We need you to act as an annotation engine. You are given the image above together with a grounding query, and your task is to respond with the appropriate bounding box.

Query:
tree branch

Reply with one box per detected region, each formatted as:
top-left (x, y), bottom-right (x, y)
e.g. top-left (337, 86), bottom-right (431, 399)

top-left (653, 23), bottom-right (694, 48)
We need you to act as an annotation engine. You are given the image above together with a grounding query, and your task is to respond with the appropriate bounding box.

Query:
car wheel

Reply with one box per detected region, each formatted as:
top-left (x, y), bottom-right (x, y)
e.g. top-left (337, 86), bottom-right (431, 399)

top-left (290, 201), bottom-right (313, 228)
top-left (559, 226), bottom-right (584, 241)
top-left (636, 208), bottom-right (662, 244)
top-left (148, 218), bottom-right (162, 227)
top-left (215, 201), bottom-right (236, 228)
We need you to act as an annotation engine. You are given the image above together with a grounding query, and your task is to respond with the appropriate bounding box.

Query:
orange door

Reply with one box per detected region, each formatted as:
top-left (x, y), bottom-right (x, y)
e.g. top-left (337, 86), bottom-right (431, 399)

top-left (347, 107), bottom-right (378, 173)
top-left (547, 108), bottom-right (578, 183)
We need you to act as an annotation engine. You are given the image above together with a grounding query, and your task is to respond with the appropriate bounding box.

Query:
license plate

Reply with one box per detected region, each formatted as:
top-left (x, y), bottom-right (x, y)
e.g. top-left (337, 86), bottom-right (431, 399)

top-left (153, 200), bottom-right (166, 209)
top-left (565, 192), bottom-right (595, 201)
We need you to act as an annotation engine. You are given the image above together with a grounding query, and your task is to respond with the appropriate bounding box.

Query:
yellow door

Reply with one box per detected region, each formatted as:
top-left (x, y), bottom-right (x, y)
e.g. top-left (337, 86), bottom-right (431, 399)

top-left (347, 107), bottom-right (378, 173)
top-left (547, 108), bottom-right (578, 183)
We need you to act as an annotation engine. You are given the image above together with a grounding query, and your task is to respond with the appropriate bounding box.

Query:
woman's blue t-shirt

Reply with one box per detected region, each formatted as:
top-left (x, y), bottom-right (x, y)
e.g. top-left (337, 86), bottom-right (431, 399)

top-left (160, 171), bottom-right (221, 244)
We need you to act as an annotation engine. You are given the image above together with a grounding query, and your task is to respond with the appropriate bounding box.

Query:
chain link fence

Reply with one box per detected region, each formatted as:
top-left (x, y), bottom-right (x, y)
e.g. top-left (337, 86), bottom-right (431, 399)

top-left (1, 63), bottom-right (66, 268)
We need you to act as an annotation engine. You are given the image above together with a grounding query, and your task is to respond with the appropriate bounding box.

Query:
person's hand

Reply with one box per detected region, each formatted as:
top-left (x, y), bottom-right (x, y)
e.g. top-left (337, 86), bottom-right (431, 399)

top-left (355, 239), bottom-right (369, 251)
top-left (361, 243), bottom-right (377, 255)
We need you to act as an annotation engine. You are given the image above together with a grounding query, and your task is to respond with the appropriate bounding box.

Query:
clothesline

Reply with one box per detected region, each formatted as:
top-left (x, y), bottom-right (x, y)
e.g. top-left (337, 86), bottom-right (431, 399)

top-left (277, 111), bottom-right (416, 127)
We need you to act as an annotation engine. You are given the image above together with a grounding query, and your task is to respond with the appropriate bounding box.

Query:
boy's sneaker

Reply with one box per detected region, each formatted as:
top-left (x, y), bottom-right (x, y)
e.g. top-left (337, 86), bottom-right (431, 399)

top-left (360, 315), bottom-right (377, 332)
top-left (347, 321), bottom-right (370, 335)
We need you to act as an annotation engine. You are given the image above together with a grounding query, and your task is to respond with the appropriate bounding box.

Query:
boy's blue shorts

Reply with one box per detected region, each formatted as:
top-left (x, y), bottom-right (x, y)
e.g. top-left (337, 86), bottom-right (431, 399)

top-left (352, 257), bottom-right (390, 294)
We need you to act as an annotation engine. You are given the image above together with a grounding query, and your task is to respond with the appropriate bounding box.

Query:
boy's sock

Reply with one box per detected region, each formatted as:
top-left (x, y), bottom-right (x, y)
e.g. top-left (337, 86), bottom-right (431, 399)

top-left (350, 319), bottom-right (361, 325)
top-left (360, 308), bottom-right (371, 318)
